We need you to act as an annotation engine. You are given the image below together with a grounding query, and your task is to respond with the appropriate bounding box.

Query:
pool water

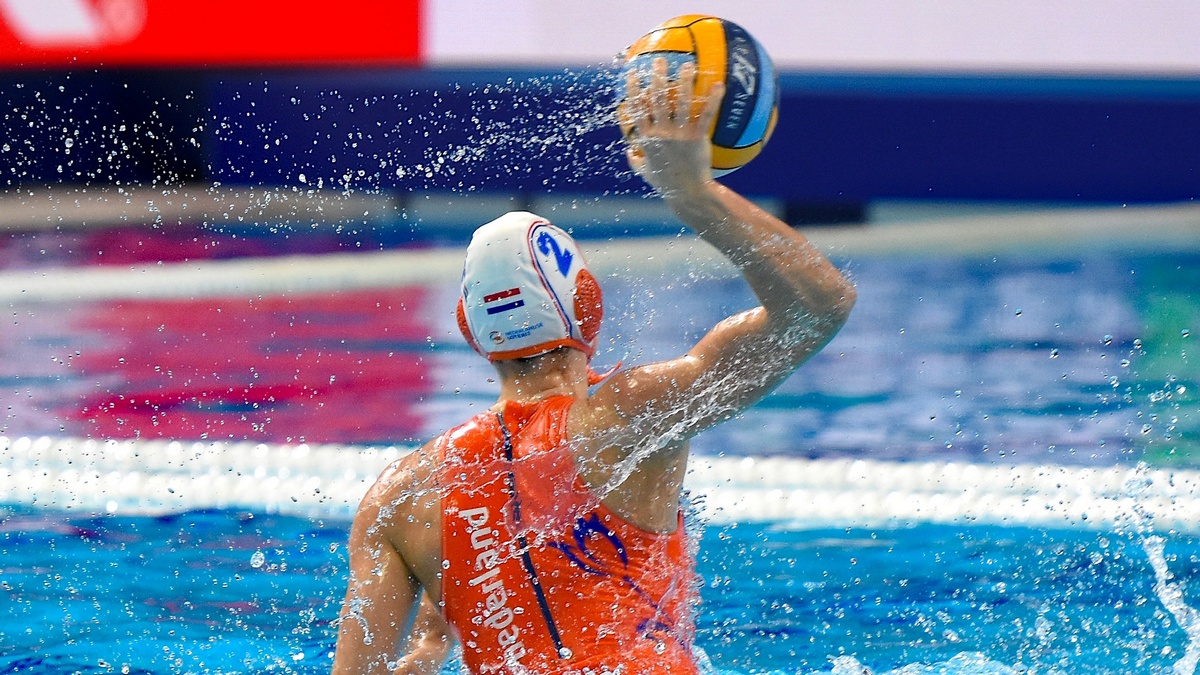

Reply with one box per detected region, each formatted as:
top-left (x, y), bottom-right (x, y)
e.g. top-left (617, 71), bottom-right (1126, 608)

top-left (2, 508), bottom-right (1198, 674)
top-left (3, 221), bottom-right (1200, 673)
top-left (3, 228), bottom-right (1198, 468)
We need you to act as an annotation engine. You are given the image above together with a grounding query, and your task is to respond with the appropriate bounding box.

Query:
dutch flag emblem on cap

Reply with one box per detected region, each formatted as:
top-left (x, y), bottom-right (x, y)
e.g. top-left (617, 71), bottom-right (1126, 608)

top-left (484, 287), bottom-right (524, 315)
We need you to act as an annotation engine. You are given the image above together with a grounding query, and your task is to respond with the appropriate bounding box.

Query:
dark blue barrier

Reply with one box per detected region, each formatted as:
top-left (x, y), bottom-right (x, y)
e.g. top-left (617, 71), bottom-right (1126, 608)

top-left (0, 70), bottom-right (208, 187)
top-left (3, 68), bottom-right (1198, 206)
top-left (205, 68), bottom-right (633, 194)
top-left (761, 73), bottom-right (1200, 203)
top-left (204, 68), bottom-right (1200, 205)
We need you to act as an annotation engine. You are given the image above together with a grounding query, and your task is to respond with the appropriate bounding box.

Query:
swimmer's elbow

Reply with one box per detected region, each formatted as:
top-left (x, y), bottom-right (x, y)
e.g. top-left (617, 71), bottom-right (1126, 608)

top-left (830, 283), bottom-right (858, 325)
top-left (810, 292), bottom-right (855, 347)
top-left (819, 277), bottom-right (857, 328)
top-left (784, 282), bottom-right (857, 337)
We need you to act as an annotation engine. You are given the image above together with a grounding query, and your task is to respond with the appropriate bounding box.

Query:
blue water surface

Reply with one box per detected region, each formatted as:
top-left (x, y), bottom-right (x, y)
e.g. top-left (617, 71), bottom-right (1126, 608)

top-left (4, 249), bottom-right (1199, 468)
top-left (2, 508), bottom-right (1198, 674)
top-left (3, 225), bottom-right (1200, 673)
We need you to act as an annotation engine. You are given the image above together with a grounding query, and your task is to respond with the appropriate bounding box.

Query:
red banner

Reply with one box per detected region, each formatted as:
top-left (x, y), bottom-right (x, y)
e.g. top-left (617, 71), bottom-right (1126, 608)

top-left (0, 0), bottom-right (421, 68)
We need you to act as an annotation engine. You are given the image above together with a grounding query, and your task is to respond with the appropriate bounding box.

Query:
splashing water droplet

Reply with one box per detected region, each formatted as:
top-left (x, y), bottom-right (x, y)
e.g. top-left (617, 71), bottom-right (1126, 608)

top-left (250, 551), bottom-right (265, 568)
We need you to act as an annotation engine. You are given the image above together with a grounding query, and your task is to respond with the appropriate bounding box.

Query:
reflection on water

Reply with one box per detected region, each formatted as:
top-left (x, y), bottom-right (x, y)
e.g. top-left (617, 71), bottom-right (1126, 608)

top-left (3, 234), bottom-right (1197, 468)
top-left (3, 287), bottom-right (438, 443)
top-left (0, 509), bottom-right (342, 674)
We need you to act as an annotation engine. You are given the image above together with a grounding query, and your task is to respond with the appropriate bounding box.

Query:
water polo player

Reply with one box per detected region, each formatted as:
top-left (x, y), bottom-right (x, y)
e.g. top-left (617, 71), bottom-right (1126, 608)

top-left (332, 57), bottom-right (857, 674)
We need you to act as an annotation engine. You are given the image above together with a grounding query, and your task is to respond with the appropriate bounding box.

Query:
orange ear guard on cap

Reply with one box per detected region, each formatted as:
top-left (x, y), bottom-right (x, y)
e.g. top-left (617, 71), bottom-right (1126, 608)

top-left (573, 268), bottom-right (603, 345)
top-left (573, 271), bottom-right (623, 384)
top-left (456, 298), bottom-right (485, 356)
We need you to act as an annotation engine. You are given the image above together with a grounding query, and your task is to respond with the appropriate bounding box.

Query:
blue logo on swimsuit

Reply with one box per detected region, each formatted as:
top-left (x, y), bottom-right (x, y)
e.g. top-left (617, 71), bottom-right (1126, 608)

top-left (549, 513), bottom-right (686, 650)
top-left (536, 231), bottom-right (573, 277)
top-left (549, 513), bottom-right (628, 575)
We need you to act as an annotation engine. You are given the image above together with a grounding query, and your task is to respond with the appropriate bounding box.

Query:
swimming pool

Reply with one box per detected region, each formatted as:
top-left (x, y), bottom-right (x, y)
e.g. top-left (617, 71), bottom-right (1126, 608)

top-left (4, 507), bottom-right (1198, 674)
top-left (3, 204), bottom-right (1200, 673)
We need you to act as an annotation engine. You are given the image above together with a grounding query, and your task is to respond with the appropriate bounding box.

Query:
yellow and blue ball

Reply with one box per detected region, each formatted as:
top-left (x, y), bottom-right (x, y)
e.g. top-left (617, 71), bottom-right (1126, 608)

top-left (619, 14), bottom-right (780, 177)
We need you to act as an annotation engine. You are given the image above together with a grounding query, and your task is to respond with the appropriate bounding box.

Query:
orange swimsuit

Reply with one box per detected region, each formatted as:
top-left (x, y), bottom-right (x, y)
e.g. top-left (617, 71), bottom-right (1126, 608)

top-left (438, 395), bottom-right (699, 675)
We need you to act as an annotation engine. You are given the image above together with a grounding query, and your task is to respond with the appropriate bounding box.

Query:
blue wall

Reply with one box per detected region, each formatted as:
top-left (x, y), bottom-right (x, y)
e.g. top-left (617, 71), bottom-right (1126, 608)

top-left (3, 68), bottom-right (1198, 207)
top-left (760, 74), bottom-right (1200, 203)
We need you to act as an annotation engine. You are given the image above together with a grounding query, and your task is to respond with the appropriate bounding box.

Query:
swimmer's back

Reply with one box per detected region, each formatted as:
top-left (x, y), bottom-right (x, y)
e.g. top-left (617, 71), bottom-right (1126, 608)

top-left (439, 395), bottom-right (699, 674)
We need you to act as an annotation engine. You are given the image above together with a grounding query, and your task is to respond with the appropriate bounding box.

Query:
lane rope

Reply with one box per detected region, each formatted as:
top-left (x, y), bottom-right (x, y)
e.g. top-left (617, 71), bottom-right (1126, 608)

top-left (3, 435), bottom-right (1197, 531)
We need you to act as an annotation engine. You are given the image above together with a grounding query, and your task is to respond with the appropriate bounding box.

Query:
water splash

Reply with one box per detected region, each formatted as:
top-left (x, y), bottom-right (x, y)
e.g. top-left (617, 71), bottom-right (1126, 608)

top-left (831, 655), bottom-right (876, 674)
top-left (207, 67), bottom-right (637, 195)
top-left (1121, 463), bottom-right (1200, 675)
top-left (696, 652), bottom-right (1021, 674)
top-left (1144, 536), bottom-right (1200, 674)
top-left (880, 652), bottom-right (1020, 674)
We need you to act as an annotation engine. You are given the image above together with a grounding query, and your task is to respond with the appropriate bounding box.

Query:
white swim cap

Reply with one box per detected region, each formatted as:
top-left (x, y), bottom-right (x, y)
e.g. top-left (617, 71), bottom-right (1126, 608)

top-left (456, 211), bottom-right (603, 362)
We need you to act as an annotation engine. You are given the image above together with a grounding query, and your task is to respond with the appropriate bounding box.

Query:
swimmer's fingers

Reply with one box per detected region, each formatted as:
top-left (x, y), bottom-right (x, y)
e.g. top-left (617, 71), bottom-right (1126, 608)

top-left (623, 67), bottom-right (643, 116)
top-left (621, 57), bottom-right (717, 188)
top-left (628, 72), bottom-right (645, 110)
top-left (622, 66), bottom-right (652, 135)
top-left (697, 80), bottom-right (724, 133)
top-left (624, 63), bottom-right (642, 100)
top-left (620, 69), bottom-right (650, 176)
top-left (648, 57), bottom-right (671, 125)
top-left (625, 145), bottom-right (647, 176)
top-left (674, 61), bottom-right (696, 126)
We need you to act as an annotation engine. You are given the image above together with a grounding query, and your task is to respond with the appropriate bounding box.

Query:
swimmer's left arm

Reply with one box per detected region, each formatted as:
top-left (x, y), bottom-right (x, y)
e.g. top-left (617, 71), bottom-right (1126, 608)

top-left (393, 594), bottom-right (454, 675)
top-left (331, 475), bottom-right (421, 675)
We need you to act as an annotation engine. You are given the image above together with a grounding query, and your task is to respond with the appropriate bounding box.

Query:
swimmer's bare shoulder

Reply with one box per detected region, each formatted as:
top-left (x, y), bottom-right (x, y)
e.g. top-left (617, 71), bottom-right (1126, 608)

top-left (359, 441), bottom-right (443, 592)
top-left (333, 441), bottom-right (442, 675)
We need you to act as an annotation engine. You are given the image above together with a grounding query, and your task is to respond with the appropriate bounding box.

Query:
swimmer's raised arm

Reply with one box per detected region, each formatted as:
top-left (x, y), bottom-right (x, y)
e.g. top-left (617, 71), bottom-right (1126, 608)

top-left (598, 58), bottom-right (857, 441)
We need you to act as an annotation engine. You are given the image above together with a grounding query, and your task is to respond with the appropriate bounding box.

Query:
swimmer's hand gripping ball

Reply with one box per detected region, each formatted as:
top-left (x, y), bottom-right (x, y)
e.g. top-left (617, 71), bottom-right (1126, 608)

top-left (619, 14), bottom-right (779, 177)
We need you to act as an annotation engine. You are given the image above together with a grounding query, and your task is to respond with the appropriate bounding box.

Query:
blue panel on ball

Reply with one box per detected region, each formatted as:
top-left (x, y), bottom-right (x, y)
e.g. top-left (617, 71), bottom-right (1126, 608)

top-left (712, 20), bottom-right (760, 149)
top-left (734, 39), bottom-right (777, 149)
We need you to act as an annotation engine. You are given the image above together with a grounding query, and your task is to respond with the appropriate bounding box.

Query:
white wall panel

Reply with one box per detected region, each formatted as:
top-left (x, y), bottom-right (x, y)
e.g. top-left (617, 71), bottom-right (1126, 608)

top-left (425, 0), bottom-right (1200, 75)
